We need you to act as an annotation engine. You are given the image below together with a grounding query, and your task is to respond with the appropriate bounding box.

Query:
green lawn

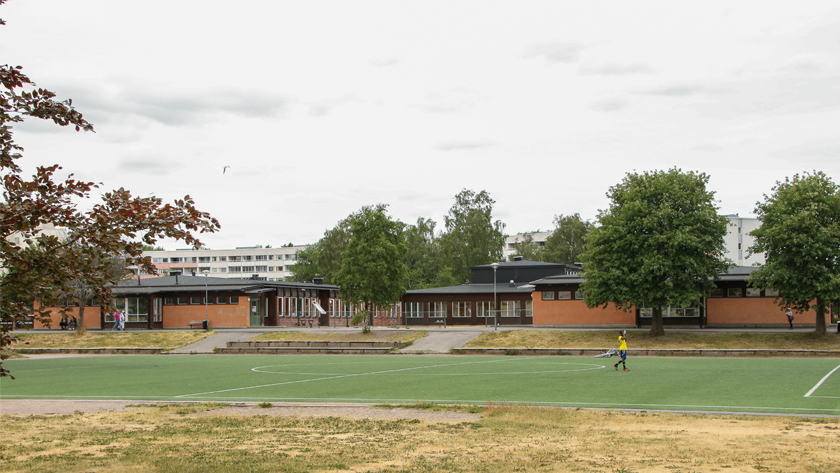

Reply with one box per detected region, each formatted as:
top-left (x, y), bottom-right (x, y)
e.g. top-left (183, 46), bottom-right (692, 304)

top-left (2, 355), bottom-right (838, 415)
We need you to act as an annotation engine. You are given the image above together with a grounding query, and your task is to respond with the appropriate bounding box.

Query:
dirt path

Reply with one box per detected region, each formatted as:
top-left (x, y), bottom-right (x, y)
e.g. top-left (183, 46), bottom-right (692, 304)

top-left (0, 399), bottom-right (481, 422)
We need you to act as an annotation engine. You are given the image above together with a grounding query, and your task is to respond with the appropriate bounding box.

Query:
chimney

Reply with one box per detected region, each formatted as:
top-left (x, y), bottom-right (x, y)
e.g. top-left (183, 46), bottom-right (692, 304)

top-left (171, 270), bottom-right (181, 284)
top-left (513, 256), bottom-right (523, 262)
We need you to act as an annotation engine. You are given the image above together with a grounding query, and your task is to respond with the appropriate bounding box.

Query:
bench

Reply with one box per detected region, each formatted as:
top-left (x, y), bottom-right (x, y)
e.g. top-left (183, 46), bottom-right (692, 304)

top-left (189, 320), bottom-right (207, 329)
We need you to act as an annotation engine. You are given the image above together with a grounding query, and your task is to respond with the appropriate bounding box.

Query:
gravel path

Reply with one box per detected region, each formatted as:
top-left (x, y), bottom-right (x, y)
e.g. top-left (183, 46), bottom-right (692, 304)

top-left (0, 399), bottom-right (481, 421)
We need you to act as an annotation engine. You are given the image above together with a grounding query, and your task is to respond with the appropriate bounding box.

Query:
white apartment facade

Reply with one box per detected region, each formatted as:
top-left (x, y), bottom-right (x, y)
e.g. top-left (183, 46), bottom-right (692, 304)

top-left (503, 232), bottom-right (552, 261)
top-left (141, 245), bottom-right (308, 281)
top-left (724, 215), bottom-right (764, 267)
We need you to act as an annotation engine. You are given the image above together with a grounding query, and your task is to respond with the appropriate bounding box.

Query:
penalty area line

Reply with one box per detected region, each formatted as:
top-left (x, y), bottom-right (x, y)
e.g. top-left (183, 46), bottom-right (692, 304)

top-left (804, 363), bottom-right (840, 398)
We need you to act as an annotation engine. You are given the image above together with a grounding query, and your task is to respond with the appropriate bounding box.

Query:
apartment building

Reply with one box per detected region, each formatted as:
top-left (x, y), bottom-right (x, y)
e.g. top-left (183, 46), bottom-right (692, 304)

top-left (141, 245), bottom-right (308, 281)
top-left (724, 215), bottom-right (764, 266)
top-left (503, 232), bottom-right (551, 261)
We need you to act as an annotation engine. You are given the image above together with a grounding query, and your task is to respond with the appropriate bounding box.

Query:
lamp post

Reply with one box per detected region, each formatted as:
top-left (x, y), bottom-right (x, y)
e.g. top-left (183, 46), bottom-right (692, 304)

top-left (491, 262), bottom-right (499, 332)
top-left (298, 288), bottom-right (305, 326)
top-left (202, 270), bottom-right (209, 330)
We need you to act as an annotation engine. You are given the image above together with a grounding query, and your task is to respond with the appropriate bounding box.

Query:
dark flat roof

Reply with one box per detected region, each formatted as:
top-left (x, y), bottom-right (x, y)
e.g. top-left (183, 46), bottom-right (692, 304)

top-left (112, 275), bottom-right (337, 295)
top-left (406, 283), bottom-right (535, 295)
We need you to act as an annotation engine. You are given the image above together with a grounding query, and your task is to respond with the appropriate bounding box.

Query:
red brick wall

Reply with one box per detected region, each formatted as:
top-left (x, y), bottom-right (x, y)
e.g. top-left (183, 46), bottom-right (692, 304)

top-left (33, 306), bottom-right (104, 329)
top-left (162, 300), bottom-right (249, 328)
top-left (706, 297), bottom-right (812, 326)
top-left (533, 298), bottom-right (634, 325)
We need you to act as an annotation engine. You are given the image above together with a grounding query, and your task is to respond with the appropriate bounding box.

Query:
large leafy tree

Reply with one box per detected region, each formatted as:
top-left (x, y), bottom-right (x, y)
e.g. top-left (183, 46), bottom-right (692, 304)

top-left (748, 171), bottom-right (840, 335)
top-left (543, 213), bottom-right (593, 264)
top-left (403, 217), bottom-right (441, 289)
top-left (581, 169), bottom-right (729, 335)
top-left (333, 204), bottom-right (407, 325)
top-left (288, 218), bottom-right (349, 284)
top-left (0, 7), bottom-right (219, 376)
top-left (438, 189), bottom-right (506, 283)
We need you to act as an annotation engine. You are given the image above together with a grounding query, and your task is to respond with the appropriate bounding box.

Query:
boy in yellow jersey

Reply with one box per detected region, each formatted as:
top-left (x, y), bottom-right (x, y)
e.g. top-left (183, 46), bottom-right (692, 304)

top-left (614, 330), bottom-right (629, 371)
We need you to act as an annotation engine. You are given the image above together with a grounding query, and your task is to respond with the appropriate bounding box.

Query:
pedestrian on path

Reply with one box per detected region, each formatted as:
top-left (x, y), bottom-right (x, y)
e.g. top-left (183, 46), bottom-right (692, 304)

top-left (118, 309), bottom-right (126, 331)
top-left (112, 309), bottom-right (121, 331)
top-left (786, 308), bottom-right (794, 329)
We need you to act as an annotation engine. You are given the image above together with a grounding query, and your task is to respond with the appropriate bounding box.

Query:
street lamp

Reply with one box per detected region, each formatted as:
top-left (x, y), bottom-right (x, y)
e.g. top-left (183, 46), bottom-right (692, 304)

top-left (491, 262), bottom-right (499, 332)
top-left (202, 270), bottom-right (209, 330)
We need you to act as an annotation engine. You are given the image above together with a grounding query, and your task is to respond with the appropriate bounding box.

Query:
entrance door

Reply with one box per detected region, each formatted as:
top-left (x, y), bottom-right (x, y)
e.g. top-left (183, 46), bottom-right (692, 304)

top-left (249, 297), bottom-right (262, 326)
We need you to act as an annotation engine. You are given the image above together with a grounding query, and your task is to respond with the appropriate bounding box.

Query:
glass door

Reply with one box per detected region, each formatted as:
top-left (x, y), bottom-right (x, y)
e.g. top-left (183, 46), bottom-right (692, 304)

top-left (249, 297), bottom-right (261, 326)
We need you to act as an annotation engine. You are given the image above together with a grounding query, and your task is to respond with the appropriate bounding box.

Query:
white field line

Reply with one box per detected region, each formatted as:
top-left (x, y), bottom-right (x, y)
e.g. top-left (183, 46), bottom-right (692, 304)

top-left (177, 358), bottom-right (520, 398)
top-left (804, 363), bottom-right (840, 398)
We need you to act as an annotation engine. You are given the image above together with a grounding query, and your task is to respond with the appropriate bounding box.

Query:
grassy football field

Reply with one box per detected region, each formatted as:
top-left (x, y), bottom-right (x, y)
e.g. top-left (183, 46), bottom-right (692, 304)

top-left (1, 355), bottom-right (838, 415)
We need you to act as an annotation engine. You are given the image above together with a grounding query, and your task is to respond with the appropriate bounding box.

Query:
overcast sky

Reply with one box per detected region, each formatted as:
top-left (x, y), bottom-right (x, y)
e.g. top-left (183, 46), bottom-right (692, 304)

top-left (3, 1), bottom-right (839, 250)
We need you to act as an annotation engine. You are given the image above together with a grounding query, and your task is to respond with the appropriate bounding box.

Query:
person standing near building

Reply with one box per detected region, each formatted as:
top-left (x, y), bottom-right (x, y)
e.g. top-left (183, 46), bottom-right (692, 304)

top-left (112, 309), bottom-right (121, 331)
top-left (118, 309), bottom-right (126, 331)
top-left (786, 308), bottom-right (794, 329)
top-left (614, 330), bottom-right (629, 371)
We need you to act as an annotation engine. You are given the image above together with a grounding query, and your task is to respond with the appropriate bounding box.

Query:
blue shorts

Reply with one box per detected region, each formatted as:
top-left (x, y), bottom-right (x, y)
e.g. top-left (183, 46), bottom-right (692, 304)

top-left (619, 350), bottom-right (627, 360)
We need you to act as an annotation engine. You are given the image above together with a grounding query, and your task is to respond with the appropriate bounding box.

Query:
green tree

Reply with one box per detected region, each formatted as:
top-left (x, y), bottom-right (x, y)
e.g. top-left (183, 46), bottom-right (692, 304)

top-left (748, 171), bottom-right (840, 335)
top-left (403, 217), bottom-right (442, 289)
top-left (510, 232), bottom-right (544, 261)
top-left (288, 219), bottom-right (350, 284)
top-left (438, 189), bottom-right (506, 283)
top-left (334, 204), bottom-right (407, 327)
top-left (543, 214), bottom-right (593, 264)
top-left (0, 10), bottom-right (219, 376)
top-left (581, 169), bottom-right (729, 336)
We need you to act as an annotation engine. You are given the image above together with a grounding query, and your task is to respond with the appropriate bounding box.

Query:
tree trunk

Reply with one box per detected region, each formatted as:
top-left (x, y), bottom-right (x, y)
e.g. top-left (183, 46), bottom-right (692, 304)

top-left (77, 302), bottom-right (87, 333)
top-left (650, 306), bottom-right (665, 336)
top-left (815, 298), bottom-right (826, 336)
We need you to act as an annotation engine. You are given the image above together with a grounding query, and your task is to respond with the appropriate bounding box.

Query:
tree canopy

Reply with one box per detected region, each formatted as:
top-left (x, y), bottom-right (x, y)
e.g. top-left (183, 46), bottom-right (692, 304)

top-left (333, 204), bottom-right (407, 324)
top-left (748, 171), bottom-right (840, 335)
top-left (438, 189), bottom-right (506, 283)
top-left (581, 168), bottom-right (729, 335)
top-left (543, 214), bottom-right (593, 264)
top-left (288, 219), bottom-right (349, 284)
top-left (0, 10), bottom-right (219, 376)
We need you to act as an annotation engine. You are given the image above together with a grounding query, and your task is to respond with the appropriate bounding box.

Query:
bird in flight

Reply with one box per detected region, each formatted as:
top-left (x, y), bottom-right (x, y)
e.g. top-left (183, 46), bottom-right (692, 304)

top-left (223, 166), bottom-right (230, 174)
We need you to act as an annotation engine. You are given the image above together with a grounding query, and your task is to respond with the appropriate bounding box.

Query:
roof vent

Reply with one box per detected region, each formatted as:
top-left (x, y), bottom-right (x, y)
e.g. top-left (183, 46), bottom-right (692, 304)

top-left (513, 256), bottom-right (523, 262)
top-left (171, 270), bottom-right (181, 284)
top-left (313, 278), bottom-right (324, 285)
top-left (509, 280), bottom-right (515, 287)
top-left (251, 274), bottom-right (260, 280)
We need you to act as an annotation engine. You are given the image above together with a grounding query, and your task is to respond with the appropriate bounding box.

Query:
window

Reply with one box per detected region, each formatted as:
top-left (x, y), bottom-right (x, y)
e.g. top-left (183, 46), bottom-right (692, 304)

top-left (542, 291), bottom-right (555, 301)
top-left (708, 287), bottom-right (724, 297)
top-left (278, 266), bottom-right (285, 272)
top-left (170, 257), bottom-right (182, 263)
top-left (269, 267), bottom-right (275, 272)
top-left (243, 256), bottom-right (253, 261)
top-left (453, 301), bottom-right (471, 317)
top-left (405, 302), bottom-right (422, 318)
top-left (177, 296), bottom-right (189, 305)
top-left (477, 301), bottom-right (496, 318)
top-left (557, 291), bottom-right (572, 300)
top-left (574, 290), bottom-right (583, 299)
top-left (501, 301), bottom-right (518, 317)
top-left (765, 288), bottom-right (779, 297)
top-left (198, 257), bottom-right (210, 263)
top-left (219, 256), bottom-right (227, 262)
top-left (218, 268), bottom-right (227, 273)
top-left (727, 288), bottom-right (742, 298)
top-left (640, 306), bottom-right (700, 317)
top-left (228, 266), bottom-right (242, 273)
top-left (524, 300), bottom-right (533, 317)
top-left (746, 288), bottom-right (761, 297)
top-left (429, 302), bottom-right (446, 318)
top-left (164, 297), bottom-right (175, 305)
top-left (255, 266), bottom-right (267, 272)
top-left (112, 297), bottom-right (149, 322)
top-left (211, 257), bottom-right (217, 262)
top-left (242, 266), bottom-right (254, 273)
top-left (230, 296), bottom-right (239, 304)
top-left (190, 296), bottom-right (202, 304)
top-left (216, 296), bottom-right (226, 304)
top-left (256, 255), bottom-right (268, 261)
top-left (229, 256), bottom-right (241, 262)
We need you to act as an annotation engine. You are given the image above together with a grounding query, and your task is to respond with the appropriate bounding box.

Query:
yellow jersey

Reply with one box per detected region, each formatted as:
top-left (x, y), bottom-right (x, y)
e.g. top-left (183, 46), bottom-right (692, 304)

top-left (618, 335), bottom-right (627, 351)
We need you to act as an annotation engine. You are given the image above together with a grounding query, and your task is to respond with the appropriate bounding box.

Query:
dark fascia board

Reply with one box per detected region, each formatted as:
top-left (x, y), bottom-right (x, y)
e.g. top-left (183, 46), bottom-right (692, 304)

top-left (406, 283), bottom-right (535, 295)
top-left (113, 276), bottom-right (338, 295)
top-left (530, 266), bottom-right (761, 287)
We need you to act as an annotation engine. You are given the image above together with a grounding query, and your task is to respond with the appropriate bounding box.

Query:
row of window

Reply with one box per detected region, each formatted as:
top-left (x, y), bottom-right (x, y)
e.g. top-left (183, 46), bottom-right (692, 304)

top-left (164, 296), bottom-right (241, 305)
top-left (152, 254), bottom-right (296, 264)
top-left (403, 301), bottom-right (533, 318)
top-left (541, 287), bottom-right (780, 301)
